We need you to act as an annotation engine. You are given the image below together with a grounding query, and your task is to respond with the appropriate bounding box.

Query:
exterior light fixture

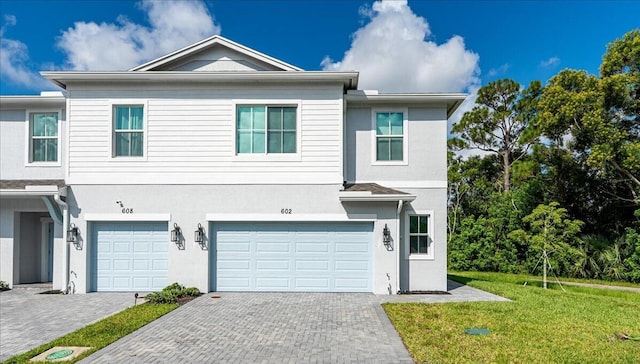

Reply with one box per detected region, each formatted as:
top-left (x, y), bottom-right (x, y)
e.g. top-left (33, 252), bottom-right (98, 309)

top-left (170, 223), bottom-right (182, 243)
top-left (194, 223), bottom-right (205, 244)
top-left (383, 224), bottom-right (391, 245)
top-left (67, 223), bottom-right (79, 243)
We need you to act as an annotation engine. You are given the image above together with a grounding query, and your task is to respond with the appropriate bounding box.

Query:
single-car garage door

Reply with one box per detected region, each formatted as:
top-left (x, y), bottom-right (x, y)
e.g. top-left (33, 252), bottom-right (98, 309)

top-left (91, 222), bottom-right (168, 292)
top-left (211, 222), bottom-right (373, 292)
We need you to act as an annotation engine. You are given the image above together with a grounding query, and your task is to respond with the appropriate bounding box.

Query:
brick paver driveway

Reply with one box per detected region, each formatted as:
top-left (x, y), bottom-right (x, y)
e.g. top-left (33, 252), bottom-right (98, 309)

top-left (0, 287), bottom-right (133, 362)
top-left (81, 293), bottom-right (414, 364)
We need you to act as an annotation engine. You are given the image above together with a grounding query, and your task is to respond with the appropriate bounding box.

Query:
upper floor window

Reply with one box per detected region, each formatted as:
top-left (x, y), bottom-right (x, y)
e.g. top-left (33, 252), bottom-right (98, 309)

top-left (375, 111), bottom-right (404, 161)
top-left (237, 106), bottom-right (296, 154)
top-left (30, 112), bottom-right (58, 162)
top-left (114, 105), bottom-right (144, 157)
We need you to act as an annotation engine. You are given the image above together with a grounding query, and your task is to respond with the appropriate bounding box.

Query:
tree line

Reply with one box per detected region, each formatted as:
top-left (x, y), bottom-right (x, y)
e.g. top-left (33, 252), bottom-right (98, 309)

top-left (448, 29), bottom-right (640, 282)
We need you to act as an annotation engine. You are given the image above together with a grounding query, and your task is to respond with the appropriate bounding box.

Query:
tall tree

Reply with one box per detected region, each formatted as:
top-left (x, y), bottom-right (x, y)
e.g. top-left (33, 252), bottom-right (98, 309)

top-left (538, 30), bottom-right (640, 205)
top-left (451, 79), bottom-right (541, 192)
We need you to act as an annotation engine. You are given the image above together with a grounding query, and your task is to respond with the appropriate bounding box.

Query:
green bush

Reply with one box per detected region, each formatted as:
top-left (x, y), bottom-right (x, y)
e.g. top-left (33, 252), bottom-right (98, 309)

top-left (145, 283), bottom-right (201, 304)
top-left (0, 280), bottom-right (9, 290)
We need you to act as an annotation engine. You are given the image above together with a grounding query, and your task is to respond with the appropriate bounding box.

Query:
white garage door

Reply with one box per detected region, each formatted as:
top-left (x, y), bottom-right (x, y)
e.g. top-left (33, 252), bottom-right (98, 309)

top-left (212, 222), bottom-right (373, 292)
top-left (92, 222), bottom-right (168, 292)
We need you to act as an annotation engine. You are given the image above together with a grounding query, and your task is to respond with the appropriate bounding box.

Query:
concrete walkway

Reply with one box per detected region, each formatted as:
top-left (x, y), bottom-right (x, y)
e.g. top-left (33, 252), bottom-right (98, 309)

top-left (81, 281), bottom-right (507, 364)
top-left (0, 287), bottom-right (133, 362)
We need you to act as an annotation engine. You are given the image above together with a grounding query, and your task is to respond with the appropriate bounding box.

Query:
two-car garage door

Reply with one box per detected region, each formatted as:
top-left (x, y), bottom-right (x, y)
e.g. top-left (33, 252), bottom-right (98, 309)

top-left (91, 221), bottom-right (373, 293)
top-left (91, 222), bottom-right (168, 292)
top-left (212, 222), bottom-right (373, 292)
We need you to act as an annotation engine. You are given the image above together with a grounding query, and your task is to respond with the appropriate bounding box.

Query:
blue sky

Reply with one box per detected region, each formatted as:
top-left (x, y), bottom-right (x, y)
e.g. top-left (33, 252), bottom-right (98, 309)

top-left (1, 0), bottom-right (638, 97)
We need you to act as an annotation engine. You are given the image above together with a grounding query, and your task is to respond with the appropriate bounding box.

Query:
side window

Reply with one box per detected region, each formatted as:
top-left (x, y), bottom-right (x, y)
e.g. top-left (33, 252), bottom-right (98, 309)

top-left (114, 105), bottom-right (144, 157)
top-left (237, 105), bottom-right (297, 154)
top-left (409, 214), bottom-right (430, 255)
top-left (30, 112), bottom-right (59, 162)
top-left (376, 111), bottom-right (404, 161)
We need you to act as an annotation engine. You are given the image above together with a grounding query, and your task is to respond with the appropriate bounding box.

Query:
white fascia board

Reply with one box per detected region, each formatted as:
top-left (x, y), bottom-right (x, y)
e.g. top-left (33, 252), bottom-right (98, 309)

top-left (345, 93), bottom-right (467, 118)
top-left (0, 96), bottom-right (66, 109)
top-left (206, 213), bottom-right (376, 222)
top-left (130, 35), bottom-right (303, 72)
top-left (0, 189), bottom-right (58, 197)
top-left (338, 193), bottom-right (416, 202)
top-left (41, 71), bottom-right (359, 90)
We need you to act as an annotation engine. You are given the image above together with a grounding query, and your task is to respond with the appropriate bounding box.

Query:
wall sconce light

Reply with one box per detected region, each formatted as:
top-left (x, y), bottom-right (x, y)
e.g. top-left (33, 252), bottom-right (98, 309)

top-left (170, 223), bottom-right (182, 243)
top-left (194, 223), bottom-right (205, 244)
top-left (67, 223), bottom-right (79, 243)
top-left (383, 224), bottom-right (391, 246)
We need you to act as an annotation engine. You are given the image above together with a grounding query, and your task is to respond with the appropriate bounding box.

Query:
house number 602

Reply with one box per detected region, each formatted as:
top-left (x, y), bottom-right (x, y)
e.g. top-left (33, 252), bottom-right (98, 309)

top-left (122, 208), bottom-right (134, 214)
top-left (281, 208), bottom-right (292, 214)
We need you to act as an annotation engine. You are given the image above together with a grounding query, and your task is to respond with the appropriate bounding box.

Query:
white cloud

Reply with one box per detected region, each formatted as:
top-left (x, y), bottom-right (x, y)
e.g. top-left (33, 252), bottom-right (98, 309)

top-left (539, 56), bottom-right (560, 68)
top-left (56, 0), bottom-right (221, 71)
top-left (0, 15), bottom-right (53, 91)
top-left (487, 63), bottom-right (510, 77)
top-left (322, 0), bottom-right (480, 93)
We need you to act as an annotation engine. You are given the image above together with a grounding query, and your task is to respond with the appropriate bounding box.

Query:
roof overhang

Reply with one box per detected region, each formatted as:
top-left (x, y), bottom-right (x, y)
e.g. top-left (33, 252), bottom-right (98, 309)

top-left (338, 191), bottom-right (416, 202)
top-left (0, 185), bottom-right (61, 197)
top-left (346, 92), bottom-right (467, 118)
top-left (0, 95), bottom-right (66, 109)
top-left (41, 71), bottom-right (359, 90)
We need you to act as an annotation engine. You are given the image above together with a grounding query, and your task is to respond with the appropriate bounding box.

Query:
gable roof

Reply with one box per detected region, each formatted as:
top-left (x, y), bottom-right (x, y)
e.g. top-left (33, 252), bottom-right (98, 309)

top-left (130, 35), bottom-right (303, 72)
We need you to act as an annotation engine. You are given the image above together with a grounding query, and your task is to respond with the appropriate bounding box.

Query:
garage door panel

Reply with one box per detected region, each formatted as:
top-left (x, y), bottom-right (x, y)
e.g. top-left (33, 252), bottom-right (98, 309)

top-left (217, 259), bottom-right (250, 269)
top-left (92, 222), bottom-right (168, 292)
top-left (295, 278), bottom-right (330, 290)
top-left (256, 259), bottom-right (290, 270)
top-left (256, 277), bottom-right (290, 289)
top-left (213, 222), bottom-right (372, 292)
top-left (295, 242), bottom-right (329, 253)
top-left (256, 241), bottom-right (289, 252)
top-left (295, 260), bottom-right (329, 271)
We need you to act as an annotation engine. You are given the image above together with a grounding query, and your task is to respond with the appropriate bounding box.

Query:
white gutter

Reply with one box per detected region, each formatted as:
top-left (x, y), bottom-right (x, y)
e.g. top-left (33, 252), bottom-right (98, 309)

top-left (53, 187), bottom-right (70, 294)
top-left (396, 200), bottom-right (404, 294)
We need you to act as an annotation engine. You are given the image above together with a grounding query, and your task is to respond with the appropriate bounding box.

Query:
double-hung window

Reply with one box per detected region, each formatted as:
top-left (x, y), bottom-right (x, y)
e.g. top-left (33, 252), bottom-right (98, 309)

top-left (114, 105), bottom-right (144, 157)
top-left (375, 111), bottom-right (404, 161)
top-left (237, 106), bottom-right (296, 154)
top-left (409, 214), bottom-right (431, 256)
top-left (30, 112), bottom-right (59, 162)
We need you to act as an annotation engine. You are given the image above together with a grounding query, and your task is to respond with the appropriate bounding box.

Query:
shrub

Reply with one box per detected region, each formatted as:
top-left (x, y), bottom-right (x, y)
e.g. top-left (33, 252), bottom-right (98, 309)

top-left (145, 282), bottom-right (201, 304)
top-left (0, 280), bottom-right (9, 291)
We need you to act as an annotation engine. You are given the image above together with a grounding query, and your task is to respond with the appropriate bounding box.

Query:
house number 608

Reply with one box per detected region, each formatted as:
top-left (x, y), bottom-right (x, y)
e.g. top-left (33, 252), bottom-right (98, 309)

top-left (122, 208), bottom-right (134, 214)
top-left (281, 208), bottom-right (292, 214)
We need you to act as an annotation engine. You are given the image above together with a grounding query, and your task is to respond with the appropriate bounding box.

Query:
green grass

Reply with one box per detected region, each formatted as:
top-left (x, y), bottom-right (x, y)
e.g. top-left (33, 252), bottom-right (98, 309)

top-left (384, 271), bottom-right (640, 364)
top-left (3, 303), bottom-right (177, 364)
top-left (449, 270), bottom-right (640, 289)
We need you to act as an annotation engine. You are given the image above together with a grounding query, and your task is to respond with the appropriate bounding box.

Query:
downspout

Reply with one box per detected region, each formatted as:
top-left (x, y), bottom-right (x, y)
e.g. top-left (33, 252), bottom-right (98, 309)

top-left (396, 199), bottom-right (404, 294)
top-left (53, 187), bottom-right (69, 294)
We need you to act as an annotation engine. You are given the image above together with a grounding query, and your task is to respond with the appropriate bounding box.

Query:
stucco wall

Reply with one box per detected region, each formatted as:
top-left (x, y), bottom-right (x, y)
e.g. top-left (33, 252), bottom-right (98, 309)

top-left (66, 184), bottom-right (406, 294)
top-left (0, 109), bottom-right (66, 180)
top-left (345, 106), bottom-right (447, 185)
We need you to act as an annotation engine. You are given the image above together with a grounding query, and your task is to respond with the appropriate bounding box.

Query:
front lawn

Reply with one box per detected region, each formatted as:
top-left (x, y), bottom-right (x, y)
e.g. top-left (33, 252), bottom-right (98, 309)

top-left (3, 303), bottom-right (177, 364)
top-left (383, 271), bottom-right (640, 364)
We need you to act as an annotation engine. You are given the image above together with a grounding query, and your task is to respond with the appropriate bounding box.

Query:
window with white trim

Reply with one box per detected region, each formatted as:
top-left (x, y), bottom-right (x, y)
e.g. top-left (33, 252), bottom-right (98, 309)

top-left (237, 105), bottom-right (296, 154)
top-left (113, 105), bottom-right (144, 157)
top-left (375, 111), bottom-right (404, 161)
top-left (409, 214), bottom-right (430, 255)
top-left (29, 112), bottom-right (58, 162)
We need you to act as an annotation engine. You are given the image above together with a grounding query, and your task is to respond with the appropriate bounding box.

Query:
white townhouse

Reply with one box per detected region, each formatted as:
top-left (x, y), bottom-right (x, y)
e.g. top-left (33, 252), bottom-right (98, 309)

top-left (0, 36), bottom-right (465, 294)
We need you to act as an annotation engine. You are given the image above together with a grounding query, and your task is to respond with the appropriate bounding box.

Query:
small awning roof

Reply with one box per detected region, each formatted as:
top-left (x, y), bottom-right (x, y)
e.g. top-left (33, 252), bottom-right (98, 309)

top-left (0, 180), bottom-right (66, 197)
top-left (339, 183), bottom-right (415, 202)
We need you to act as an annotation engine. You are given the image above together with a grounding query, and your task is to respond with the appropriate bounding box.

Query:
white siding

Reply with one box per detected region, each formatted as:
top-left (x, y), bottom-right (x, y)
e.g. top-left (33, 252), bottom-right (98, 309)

top-left (66, 85), bottom-right (344, 184)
